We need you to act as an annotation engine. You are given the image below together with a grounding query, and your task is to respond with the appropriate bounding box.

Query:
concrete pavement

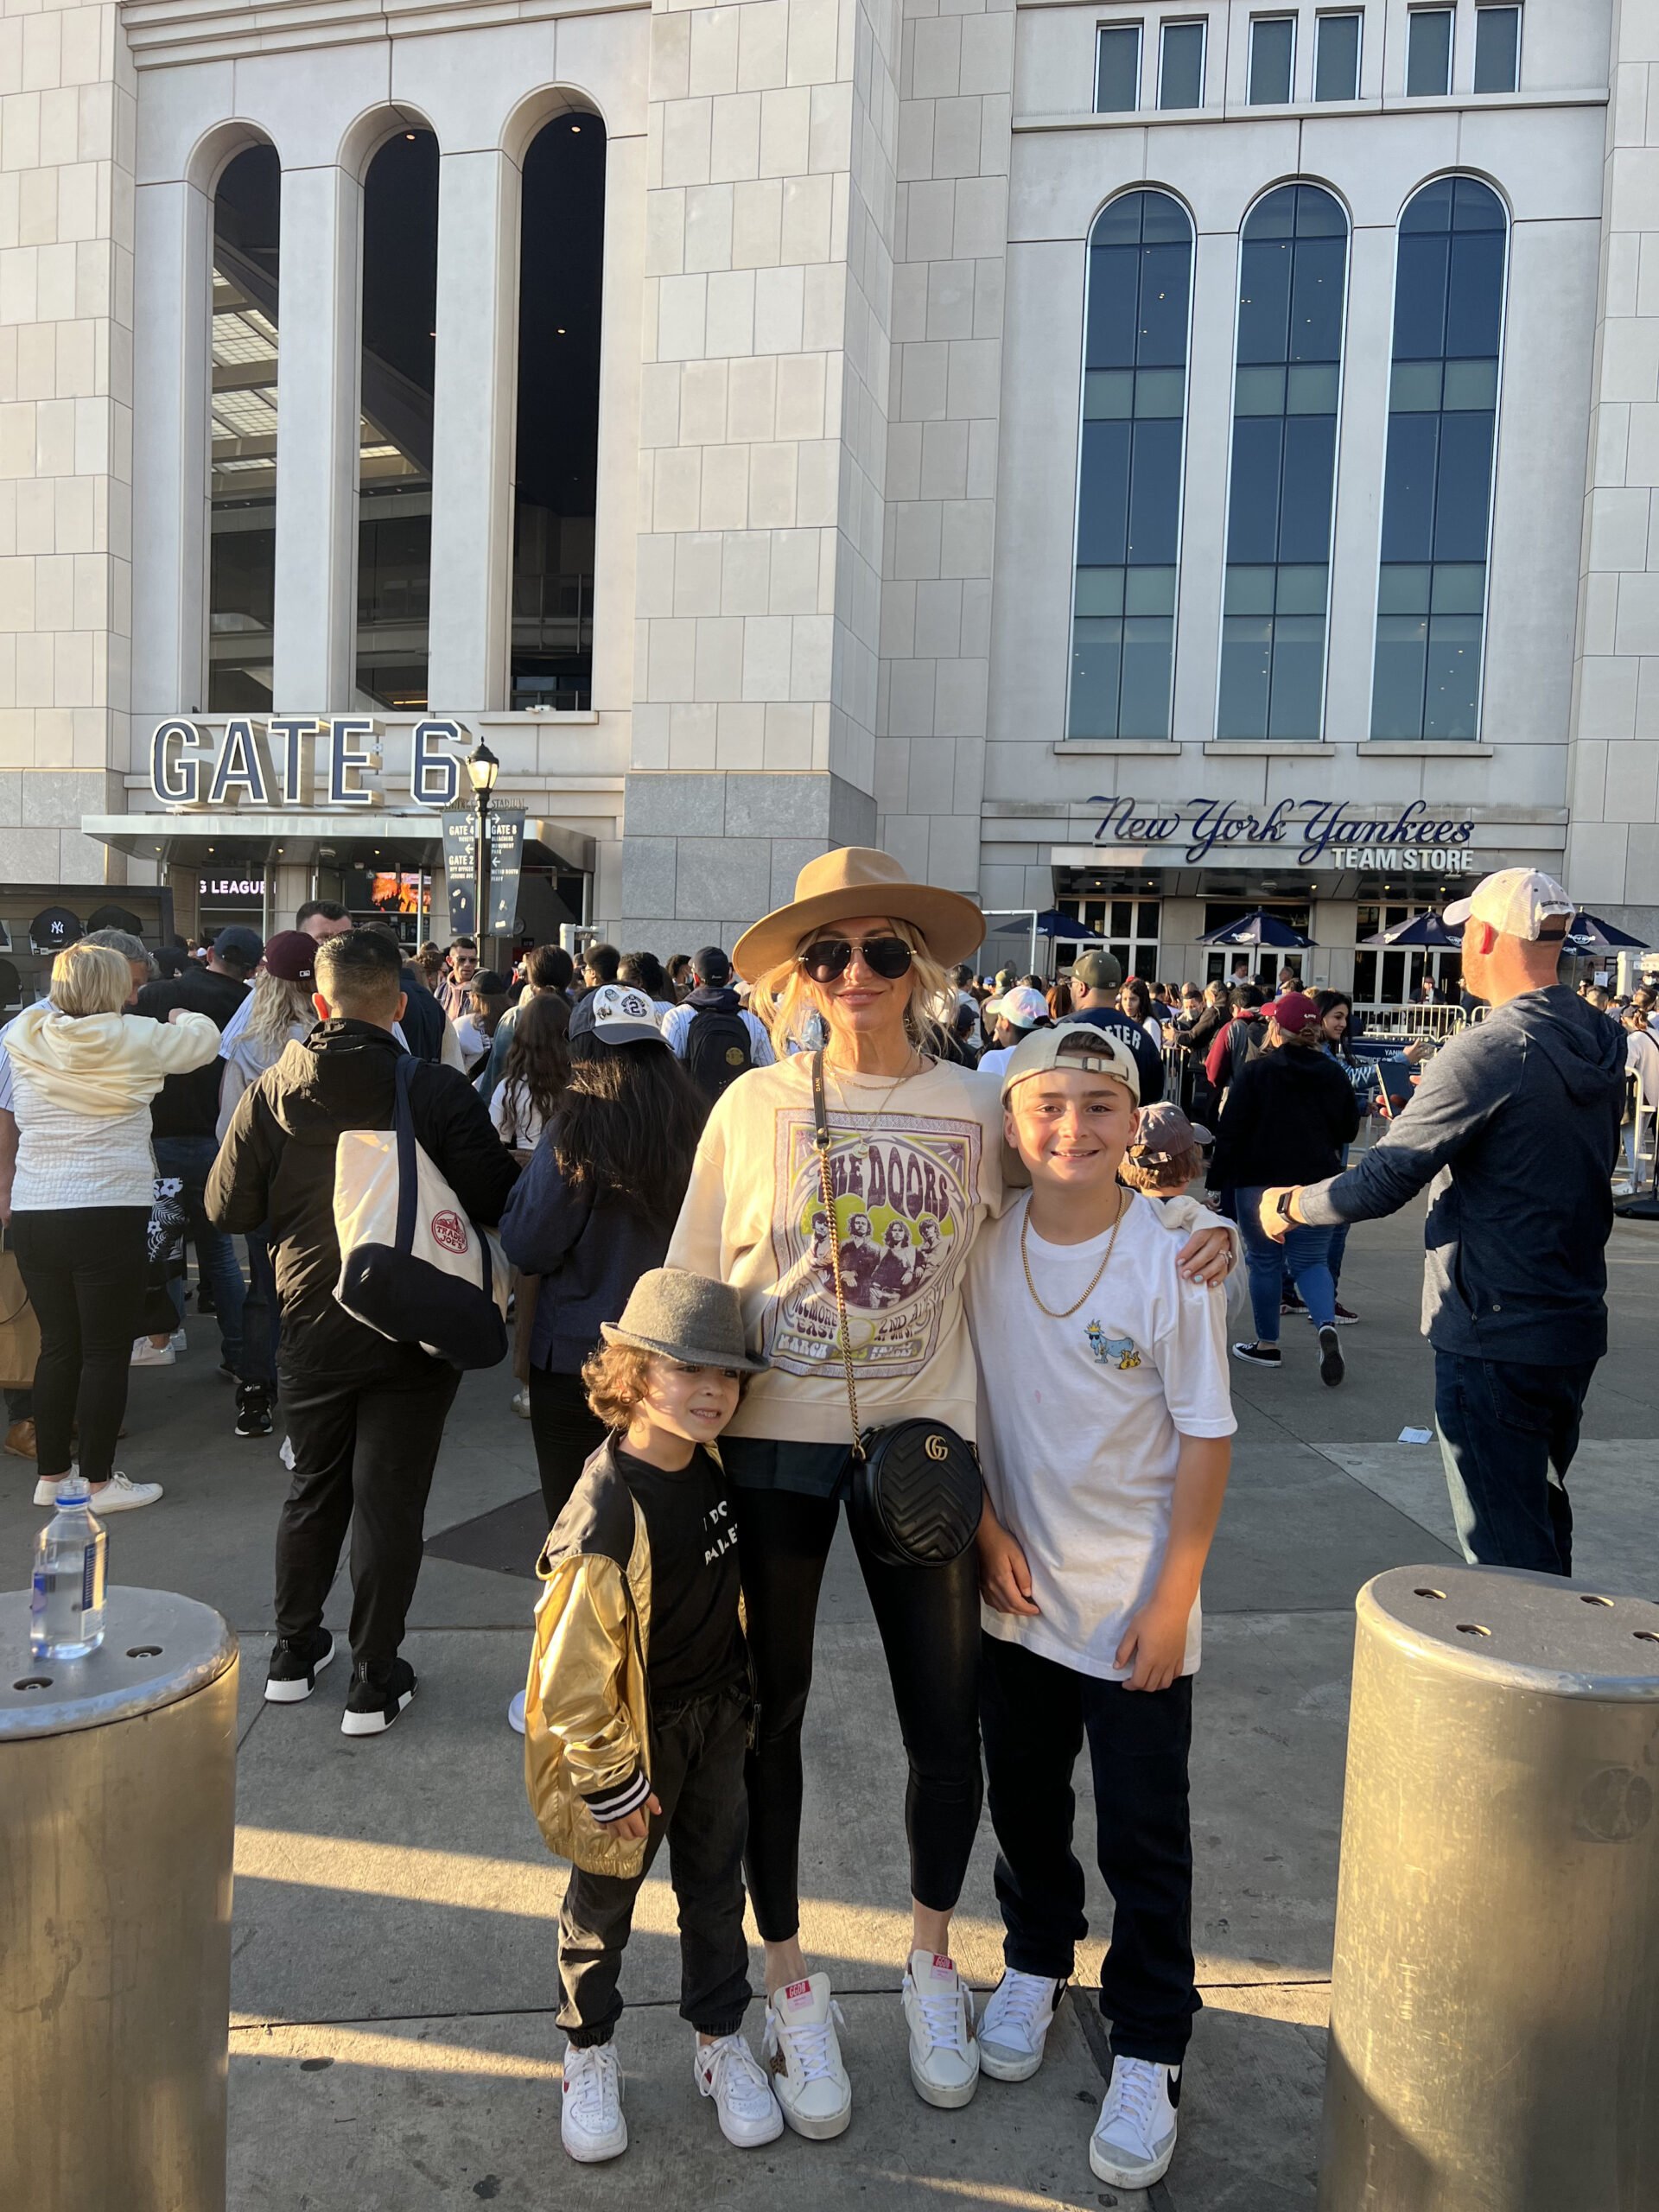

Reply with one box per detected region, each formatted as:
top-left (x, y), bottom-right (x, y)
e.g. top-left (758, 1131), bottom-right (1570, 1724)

top-left (3, 1197), bottom-right (1656, 2210)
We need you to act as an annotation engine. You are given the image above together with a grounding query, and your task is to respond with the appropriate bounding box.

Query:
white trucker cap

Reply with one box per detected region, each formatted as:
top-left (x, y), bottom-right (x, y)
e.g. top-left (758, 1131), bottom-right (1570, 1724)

top-left (1443, 868), bottom-right (1575, 942)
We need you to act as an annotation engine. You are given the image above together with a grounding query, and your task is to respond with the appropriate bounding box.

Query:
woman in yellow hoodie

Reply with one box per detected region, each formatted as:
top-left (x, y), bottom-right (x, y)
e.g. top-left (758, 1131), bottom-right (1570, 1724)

top-left (4, 941), bottom-right (219, 1513)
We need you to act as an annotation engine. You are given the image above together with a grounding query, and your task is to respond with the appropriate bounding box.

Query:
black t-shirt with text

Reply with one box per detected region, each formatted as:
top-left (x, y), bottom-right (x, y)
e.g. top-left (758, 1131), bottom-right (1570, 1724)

top-left (616, 1445), bottom-right (745, 1703)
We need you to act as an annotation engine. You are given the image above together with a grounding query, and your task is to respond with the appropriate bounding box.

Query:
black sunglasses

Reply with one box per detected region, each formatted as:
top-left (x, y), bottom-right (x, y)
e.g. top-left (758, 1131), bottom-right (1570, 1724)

top-left (798, 935), bottom-right (914, 983)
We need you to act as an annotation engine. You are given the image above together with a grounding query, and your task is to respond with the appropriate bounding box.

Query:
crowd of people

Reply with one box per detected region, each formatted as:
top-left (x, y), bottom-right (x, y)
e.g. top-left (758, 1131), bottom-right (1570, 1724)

top-left (0, 855), bottom-right (1640, 2187)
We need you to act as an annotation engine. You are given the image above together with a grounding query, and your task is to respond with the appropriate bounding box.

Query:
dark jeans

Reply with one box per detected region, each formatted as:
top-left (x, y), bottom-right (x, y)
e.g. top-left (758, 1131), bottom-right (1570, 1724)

top-left (274, 1351), bottom-right (462, 1665)
top-left (559, 1680), bottom-right (753, 2047)
top-left (241, 1230), bottom-right (280, 1394)
top-left (735, 1481), bottom-right (982, 1942)
top-left (527, 1364), bottom-right (607, 1529)
top-left (1433, 1350), bottom-right (1598, 1575)
top-left (981, 1632), bottom-right (1198, 2066)
top-left (155, 1134), bottom-right (246, 1373)
top-left (10, 1207), bottom-right (147, 1484)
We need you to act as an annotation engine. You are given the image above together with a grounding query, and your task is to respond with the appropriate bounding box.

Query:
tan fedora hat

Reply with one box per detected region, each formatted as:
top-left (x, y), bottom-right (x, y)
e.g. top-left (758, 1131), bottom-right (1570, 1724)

top-left (733, 846), bottom-right (986, 982)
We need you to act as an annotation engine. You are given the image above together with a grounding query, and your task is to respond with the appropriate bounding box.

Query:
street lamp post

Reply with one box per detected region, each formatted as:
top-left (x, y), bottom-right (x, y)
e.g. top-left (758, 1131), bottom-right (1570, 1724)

top-left (467, 740), bottom-right (499, 965)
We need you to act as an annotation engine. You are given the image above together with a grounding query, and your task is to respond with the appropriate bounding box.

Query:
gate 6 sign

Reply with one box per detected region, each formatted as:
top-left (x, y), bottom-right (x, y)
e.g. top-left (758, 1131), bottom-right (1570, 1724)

top-left (149, 716), bottom-right (471, 810)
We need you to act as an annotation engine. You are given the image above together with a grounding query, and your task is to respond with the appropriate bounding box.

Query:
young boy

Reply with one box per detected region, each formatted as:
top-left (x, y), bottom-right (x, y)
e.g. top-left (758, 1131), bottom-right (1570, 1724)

top-left (524, 1267), bottom-right (780, 2164)
top-left (963, 1027), bottom-right (1236, 2190)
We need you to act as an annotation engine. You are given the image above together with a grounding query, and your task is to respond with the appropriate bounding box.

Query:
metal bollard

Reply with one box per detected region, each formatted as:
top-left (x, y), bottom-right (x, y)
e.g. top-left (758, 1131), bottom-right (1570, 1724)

top-left (1318, 1564), bottom-right (1659, 2211)
top-left (1, 1587), bottom-right (238, 2212)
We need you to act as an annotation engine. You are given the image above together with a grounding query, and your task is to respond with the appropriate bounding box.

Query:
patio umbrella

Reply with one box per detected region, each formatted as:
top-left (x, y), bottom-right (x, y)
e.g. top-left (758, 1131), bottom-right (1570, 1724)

top-left (1358, 912), bottom-right (1462, 950)
top-left (1564, 912), bottom-right (1649, 953)
top-left (1198, 909), bottom-right (1315, 950)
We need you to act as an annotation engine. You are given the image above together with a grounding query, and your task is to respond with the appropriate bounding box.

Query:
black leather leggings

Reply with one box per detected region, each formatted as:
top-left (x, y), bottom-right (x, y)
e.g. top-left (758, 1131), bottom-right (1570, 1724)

top-left (735, 1483), bottom-right (983, 1942)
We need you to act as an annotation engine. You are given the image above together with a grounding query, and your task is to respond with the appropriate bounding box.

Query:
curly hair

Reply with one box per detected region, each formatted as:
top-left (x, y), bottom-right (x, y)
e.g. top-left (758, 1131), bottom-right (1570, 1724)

top-left (753, 916), bottom-right (957, 1058)
top-left (581, 1340), bottom-right (657, 1430)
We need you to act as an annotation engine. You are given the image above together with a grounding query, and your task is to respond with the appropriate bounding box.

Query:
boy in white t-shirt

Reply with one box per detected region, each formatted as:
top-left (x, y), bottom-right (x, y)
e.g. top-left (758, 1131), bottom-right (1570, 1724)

top-left (963, 1025), bottom-right (1235, 2194)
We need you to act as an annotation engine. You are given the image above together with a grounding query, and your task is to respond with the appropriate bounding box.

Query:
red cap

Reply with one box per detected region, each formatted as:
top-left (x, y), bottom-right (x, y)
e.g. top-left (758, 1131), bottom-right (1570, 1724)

top-left (260, 930), bottom-right (318, 985)
top-left (1265, 989), bottom-right (1321, 1033)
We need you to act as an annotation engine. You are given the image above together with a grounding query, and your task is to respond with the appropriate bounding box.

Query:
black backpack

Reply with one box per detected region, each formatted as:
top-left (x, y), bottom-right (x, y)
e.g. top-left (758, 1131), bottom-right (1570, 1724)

top-left (683, 1004), bottom-right (755, 1102)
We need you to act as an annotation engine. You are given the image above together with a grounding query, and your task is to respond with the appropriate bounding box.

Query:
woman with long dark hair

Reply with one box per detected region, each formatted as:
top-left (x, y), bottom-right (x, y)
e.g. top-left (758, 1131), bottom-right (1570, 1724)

top-left (490, 990), bottom-right (571, 1154)
top-left (499, 987), bottom-right (707, 1528)
top-left (1312, 991), bottom-right (1364, 1325)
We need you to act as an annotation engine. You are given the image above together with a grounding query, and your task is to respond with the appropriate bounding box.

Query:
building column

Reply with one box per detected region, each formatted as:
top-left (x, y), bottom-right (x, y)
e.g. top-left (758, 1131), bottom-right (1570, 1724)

top-left (427, 148), bottom-right (519, 715)
top-left (130, 179), bottom-right (212, 728)
top-left (271, 162), bottom-right (361, 710)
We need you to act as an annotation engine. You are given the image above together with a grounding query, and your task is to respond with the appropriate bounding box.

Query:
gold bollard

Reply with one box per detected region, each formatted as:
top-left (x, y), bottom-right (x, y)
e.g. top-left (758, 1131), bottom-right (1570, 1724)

top-left (1, 1588), bottom-right (238, 2212)
top-left (1318, 1564), bottom-right (1659, 2210)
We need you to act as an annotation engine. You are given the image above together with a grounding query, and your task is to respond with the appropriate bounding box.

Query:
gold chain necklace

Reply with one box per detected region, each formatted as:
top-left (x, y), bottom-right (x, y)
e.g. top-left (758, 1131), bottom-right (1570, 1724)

top-left (830, 1047), bottom-right (923, 1152)
top-left (1020, 1189), bottom-right (1132, 1319)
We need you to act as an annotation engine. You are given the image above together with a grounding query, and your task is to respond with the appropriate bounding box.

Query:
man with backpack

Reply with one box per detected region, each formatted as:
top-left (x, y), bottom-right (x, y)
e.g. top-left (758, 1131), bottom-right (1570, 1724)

top-left (1204, 984), bottom-right (1268, 1104)
top-left (660, 947), bottom-right (776, 1103)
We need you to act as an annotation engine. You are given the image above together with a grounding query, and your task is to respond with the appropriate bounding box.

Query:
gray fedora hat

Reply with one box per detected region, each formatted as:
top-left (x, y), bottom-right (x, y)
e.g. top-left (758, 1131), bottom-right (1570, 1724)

top-left (601, 1267), bottom-right (768, 1373)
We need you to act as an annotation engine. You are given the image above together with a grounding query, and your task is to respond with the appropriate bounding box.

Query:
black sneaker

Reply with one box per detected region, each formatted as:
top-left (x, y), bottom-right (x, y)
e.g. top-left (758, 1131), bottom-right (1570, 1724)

top-left (1319, 1325), bottom-right (1345, 1387)
top-left (264, 1628), bottom-right (336, 1704)
top-left (1332, 1300), bottom-right (1359, 1325)
top-left (1280, 1287), bottom-right (1306, 1315)
top-left (341, 1656), bottom-right (417, 1738)
top-left (235, 1382), bottom-right (274, 1439)
top-left (1231, 1341), bottom-right (1281, 1368)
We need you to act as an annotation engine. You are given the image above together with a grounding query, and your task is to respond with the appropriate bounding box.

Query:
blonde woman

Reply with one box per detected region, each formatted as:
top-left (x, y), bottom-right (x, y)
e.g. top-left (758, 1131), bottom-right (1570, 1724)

top-left (5, 941), bottom-right (219, 1510)
top-left (666, 849), bottom-right (1233, 2136)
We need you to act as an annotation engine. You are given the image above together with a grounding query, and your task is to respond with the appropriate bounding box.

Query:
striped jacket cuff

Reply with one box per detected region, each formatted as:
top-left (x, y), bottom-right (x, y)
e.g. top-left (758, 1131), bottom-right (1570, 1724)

top-left (582, 1766), bottom-right (652, 1822)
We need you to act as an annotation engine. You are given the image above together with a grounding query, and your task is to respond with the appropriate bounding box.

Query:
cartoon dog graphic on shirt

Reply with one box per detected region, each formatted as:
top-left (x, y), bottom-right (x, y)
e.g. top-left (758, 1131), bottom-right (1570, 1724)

top-left (1086, 1320), bottom-right (1141, 1370)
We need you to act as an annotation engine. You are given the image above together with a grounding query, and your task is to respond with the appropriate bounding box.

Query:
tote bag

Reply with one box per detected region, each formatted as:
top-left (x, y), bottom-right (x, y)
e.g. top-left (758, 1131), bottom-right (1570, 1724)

top-left (0, 1243), bottom-right (41, 1389)
top-left (333, 1054), bottom-right (510, 1369)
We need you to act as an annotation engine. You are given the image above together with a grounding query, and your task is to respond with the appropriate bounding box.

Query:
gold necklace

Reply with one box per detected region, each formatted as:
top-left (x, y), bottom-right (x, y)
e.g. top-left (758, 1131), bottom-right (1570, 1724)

top-left (1020, 1189), bottom-right (1132, 1319)
top-left (829, 1047), bottom-right (922, 1150)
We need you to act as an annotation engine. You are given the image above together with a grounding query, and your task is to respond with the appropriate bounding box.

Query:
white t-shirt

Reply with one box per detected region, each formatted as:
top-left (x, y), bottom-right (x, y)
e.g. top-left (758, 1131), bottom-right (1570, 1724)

top-left (965, 1188), bottom-right (1236, 1682)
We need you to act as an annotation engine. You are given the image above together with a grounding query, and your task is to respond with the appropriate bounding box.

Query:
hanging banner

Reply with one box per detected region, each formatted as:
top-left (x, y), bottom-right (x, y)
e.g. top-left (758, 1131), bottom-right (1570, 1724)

top-left (442, 812), bottom-right (477, 938)
top-left (488, 810), bottom-right (525, 935)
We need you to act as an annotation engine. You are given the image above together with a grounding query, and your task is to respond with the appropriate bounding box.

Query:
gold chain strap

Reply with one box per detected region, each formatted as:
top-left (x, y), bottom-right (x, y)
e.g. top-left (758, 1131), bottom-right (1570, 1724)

top-left (811, 1051), bottom-right (866, 1460)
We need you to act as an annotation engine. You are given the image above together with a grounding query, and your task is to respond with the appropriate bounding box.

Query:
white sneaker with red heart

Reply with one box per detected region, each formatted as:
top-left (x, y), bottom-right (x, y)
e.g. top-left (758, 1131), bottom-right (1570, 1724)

top-left (761, 1973), bottom-right (852, 2139)
top-left (901, 1949), bottom-right (980, 2108)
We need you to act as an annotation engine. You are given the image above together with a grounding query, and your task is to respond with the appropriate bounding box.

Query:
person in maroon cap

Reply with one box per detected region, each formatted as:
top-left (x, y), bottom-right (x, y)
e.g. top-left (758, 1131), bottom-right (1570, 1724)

top-left (1206, 990), bottom-right (1359, 1386)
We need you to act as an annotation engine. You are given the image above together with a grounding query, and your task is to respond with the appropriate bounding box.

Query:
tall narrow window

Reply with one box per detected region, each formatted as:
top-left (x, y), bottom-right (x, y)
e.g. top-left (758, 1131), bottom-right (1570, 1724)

top-left (1218, 183), bottom-right (1348, 741)
top-left (1096, 23), bottom-right (1143, 111)
top-left (1371, 177), bottom-right (1507, 741)
top-left (1407, 7), bottom-right (1453, 94)
top-left (512, 115), bottom-right (607, 713)
top-left (1249, 16), bottom-right (1296, 103)
top-left (1159, 21), bottom-right (1205, 107)
top-left (1314, 12), bottom-right (1361, 99)
top-left (1069, 190), bottom-right (1194, 741)
top-left (208, 146), bottom-right (280, 710)
top-left (1474, 3), bottom-right (1520, 91)
top-left (355, 129), bottom-right (439, 710)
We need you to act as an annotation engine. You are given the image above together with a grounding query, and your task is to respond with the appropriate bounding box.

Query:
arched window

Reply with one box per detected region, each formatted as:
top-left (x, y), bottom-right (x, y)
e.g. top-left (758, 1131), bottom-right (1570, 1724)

top-left (1068, 190), bottom-right (1193, 742)
top-left (1371, 177), bottom-right (1507, 740)
top-left (1218, 182), bottom-right (1348, 740)
top-left (355, 128), bottom-right (439, 710)
top-left (512, 114), bottom-right (607, 711)
top-left (208, 146), bottom-right (280, 710)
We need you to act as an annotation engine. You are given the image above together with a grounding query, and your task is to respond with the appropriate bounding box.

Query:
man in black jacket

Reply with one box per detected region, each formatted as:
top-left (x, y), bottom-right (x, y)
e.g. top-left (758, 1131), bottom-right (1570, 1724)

top-left (207, 931), bottom-right (518, 1734)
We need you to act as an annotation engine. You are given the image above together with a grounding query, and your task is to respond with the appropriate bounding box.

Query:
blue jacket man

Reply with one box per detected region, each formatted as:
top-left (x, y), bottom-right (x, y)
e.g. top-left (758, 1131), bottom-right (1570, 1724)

top-left (1259, 869), bottom-right (1624, 1575)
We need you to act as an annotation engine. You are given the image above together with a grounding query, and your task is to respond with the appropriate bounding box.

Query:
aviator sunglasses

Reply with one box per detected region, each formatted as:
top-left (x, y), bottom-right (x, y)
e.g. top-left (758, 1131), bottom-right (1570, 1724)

top-left (798, 934), bottom-right (915, 983)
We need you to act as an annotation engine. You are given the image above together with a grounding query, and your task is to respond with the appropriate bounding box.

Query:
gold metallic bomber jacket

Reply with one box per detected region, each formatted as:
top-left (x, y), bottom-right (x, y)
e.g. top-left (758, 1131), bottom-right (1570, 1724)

top-left (524, 1434), bottom-right (658, 1880)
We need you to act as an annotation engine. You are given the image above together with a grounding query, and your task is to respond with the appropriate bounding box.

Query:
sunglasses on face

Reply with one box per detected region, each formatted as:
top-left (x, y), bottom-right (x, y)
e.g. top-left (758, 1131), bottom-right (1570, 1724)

top-left (798, 935), bottom-right (915, 983)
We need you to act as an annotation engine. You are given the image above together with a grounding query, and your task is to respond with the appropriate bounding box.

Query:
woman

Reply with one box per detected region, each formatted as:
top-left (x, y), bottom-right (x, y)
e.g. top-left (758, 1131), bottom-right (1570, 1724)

top-left (7, 942), bottom-right (219, 1511)
top-left (1117, 977), bottom-right (1163, 1046)
top-left (1209, 989), bottom-right (1359, 1385)
top-left (1045, 980), bottom-right (1072, 1022)
top-left (1312, 990), bottom-right (1366, 1324)
top-left (1619, 1002), bottom-right (1659, 1190)
top-left (666, 846), bottom-right (1234, 2136)
top-left (490, 990), bottom-right (570, 1154)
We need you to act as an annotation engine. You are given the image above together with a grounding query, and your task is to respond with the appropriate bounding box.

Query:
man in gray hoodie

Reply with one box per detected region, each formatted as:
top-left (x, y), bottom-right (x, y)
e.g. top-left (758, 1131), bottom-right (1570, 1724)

top-left (1258, 869), bottom-right (1624, 1576)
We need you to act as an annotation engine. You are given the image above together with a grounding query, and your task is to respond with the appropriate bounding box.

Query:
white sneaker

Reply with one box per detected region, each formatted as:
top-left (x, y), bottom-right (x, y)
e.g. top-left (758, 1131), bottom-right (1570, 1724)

top-left (169, 1328), bottom-right (187, 1352)
top-left (1090, 2056), bottom-right (1180, 2187)
top-left (33, 1471), bottom-right (68, 1507)
top-left (130, 1338), bottom-right (175, 1368)
top-left (901, 1949), bottom-right (980, 2108)
top-left (86, 1471), bottom-right (164, 1513)
top-left (694, 2031), bottom-right (784, 2147)
top-left (762, 1974), bottom-right (852, 2139)
top-left (511, 1385), bottom-right (531, 1420)
top-left (979, 1969), bottom-right (1064, 2082)
top-left (506, 1689), bottom-right (526, 1735)
top-left (561, 2040), bottom-right (626, 2163)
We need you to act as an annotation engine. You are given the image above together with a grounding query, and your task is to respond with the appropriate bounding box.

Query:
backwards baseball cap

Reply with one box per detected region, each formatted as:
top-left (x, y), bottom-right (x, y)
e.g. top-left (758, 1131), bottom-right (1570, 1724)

top-left (259, 930), bottom-right (317, 985)
top-left (1443, 867), bottom-right (1574, 942)
top-left (1071, 948), bottom-right (1122, 991)
top-left (1264, 989), bottom-right (1322, 1034)
top-left (569, 982), bottom-right (669, 1049)
top-left (985, 985), bottom-right (1051, 1031)
top-left (999, 1021), bottom-right (1141, 1104)
top-left (1128, 1101), bottom-right (1212, 1164)
top-left (694, 944), bottom-right (732, 984)
top-left (213, 925), bottom-right (264, 968)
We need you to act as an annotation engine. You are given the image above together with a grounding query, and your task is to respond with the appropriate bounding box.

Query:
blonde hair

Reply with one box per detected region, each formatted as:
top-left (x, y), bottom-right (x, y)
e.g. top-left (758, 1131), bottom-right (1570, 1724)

top-left (245, 967), bottom-right (316, 1054)
top-left (582, 1341), bottom-right (656, 1430)
top-left (755, 916), bottom-right (957, 1058)
top-left (50, 941), bottom-right (130, 1018)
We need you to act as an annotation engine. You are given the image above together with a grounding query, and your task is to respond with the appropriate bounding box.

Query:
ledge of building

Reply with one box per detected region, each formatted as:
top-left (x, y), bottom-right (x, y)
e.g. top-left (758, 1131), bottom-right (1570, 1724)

top-left (1052, 739), bottom-right (1181, 755)
top-left (1360, 742), bottom-right (1497, 757)
top-left (1202, 742), bottom-right (1337, 757)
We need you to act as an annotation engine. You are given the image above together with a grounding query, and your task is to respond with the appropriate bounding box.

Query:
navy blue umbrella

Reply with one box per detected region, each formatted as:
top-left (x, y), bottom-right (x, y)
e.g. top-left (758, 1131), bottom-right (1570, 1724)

top-left (1358, 912), bottom-right (1461, 950)
top-left (1198, 909), bottom-right (1315, 950)
top-left (1564, 912), bottom-right (1649, 953)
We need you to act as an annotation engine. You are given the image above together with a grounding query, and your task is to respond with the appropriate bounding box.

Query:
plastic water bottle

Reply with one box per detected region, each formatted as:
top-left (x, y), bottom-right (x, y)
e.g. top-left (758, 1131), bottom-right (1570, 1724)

top-left (29, 1474), bottom-right (108, 1661)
